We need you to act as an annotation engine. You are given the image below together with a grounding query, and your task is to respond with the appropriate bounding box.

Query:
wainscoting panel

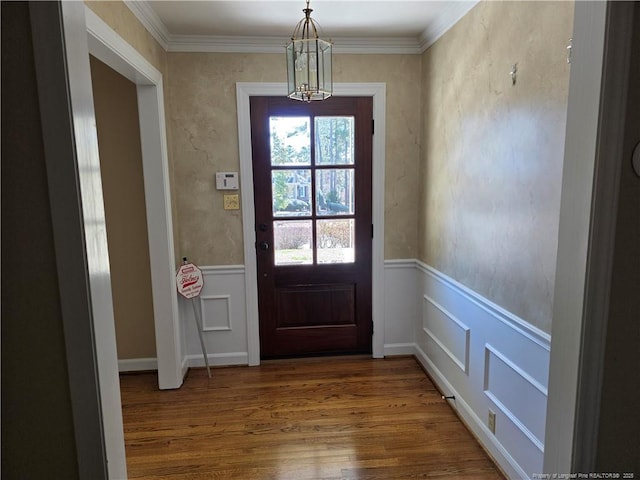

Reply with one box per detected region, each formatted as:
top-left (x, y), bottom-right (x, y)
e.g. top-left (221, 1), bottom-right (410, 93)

top-left (484, 344), bottom-right (546, 451)
top-left (200, 295), bottom-right (231, 331)
top-left (180, 265), bottom-right (248, 367)
top-left (422, 294), bottom-right (470, 373)
top-left (415, 261), bottom-right (550, 479)
top-left (383, 260), bottom-right (418, 355)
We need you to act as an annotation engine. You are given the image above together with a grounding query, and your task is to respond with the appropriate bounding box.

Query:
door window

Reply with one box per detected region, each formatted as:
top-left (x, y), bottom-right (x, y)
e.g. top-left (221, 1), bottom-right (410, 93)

top-left (270, 115), bottom-right (356, 266)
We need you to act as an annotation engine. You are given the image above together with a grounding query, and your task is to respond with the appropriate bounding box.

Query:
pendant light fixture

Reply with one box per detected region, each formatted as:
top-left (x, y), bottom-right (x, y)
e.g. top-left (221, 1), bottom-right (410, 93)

top-left (286, 0), bottom-right (333, 102)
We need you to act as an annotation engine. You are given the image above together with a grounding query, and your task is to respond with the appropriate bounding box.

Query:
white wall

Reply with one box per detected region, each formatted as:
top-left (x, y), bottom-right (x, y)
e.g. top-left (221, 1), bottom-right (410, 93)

top-left (120, 265), bottom-right (249, 371)
top-left (383, 260), bottom-right (419, 356)
top-left (180, 266), bottom-right (249, 367)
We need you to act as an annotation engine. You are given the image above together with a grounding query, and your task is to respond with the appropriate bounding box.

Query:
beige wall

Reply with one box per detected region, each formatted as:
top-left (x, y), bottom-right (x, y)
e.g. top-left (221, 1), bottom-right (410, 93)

top-left (85, 0), bottom-right (183, 264)
top-left (85, 0), bottom-right (166, 74)
top-left (419, 1), bottom-right (574, 332)
top-left (90, 56), bottom-right (157, 359)
top-left (168, 52), bottom-right (421, 265)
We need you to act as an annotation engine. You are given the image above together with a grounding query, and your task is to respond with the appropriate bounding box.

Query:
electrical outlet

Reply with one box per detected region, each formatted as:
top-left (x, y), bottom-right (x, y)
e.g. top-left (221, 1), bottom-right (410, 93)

top-left (488, 409), bottom-right (496, 434)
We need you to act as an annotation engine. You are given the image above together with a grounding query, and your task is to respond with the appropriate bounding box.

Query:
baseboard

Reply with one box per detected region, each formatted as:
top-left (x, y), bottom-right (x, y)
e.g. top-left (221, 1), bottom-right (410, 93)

top-left (118, 357), bottom-right (157, 372)
top-left (186, 351), bottom-right (249, 368)
top-left (181, 355), bottom-right (189, 379)
top-left (384, 342), bottom-right (416, 356)
top-left (414, 345), bottom-right (526, 480)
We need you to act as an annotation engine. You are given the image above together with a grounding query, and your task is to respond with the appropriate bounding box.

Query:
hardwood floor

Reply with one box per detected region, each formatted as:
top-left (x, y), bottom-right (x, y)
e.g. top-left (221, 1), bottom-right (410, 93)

top-left (120, 356), bottom-right (505, 479)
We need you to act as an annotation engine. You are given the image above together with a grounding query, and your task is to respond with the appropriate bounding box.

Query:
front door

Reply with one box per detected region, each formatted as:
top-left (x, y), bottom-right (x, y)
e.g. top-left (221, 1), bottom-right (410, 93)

top-left (250, 96), bottom-right (373, 358)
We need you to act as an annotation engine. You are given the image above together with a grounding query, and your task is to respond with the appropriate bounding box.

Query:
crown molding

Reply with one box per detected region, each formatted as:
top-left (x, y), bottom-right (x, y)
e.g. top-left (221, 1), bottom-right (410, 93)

top-left (123, 0), bottom-right (170, 50)
top-left (168, 35), bottom-right (422, 54)
top-left (419, 1), bottom-right (479, 52)
top-left (167, 35), bottom-right (286, 54)
top-left (334, 37), bottom-right (423, 55)
top-left (124, 0), bottom-right (477, 55)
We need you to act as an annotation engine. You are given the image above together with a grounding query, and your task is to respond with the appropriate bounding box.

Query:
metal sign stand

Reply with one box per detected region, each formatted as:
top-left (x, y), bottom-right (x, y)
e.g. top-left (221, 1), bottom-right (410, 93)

top-left (190, 296), bottom-right (211, 378)
top-left (176, 257), bottom-right (211, 378)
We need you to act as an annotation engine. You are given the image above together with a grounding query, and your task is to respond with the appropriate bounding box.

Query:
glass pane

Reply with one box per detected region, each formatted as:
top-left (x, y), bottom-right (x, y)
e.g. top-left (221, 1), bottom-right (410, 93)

top-left (315, 169), bottom-right (354, 216)
top-left (272, 170), bottom-right (311, 217)
top-left (274, 220), bottom-right (313, 265)
top-left (315, 116), bottom-right (354, 165)
top-left (317, 219), bottom-right (355, 264)
top-left (270, 117), bottom-right (310, 166)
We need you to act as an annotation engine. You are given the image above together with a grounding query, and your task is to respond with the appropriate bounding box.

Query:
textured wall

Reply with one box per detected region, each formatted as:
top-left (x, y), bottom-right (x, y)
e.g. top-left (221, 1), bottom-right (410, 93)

top-left (84, 0), bottom-right (182, 264)
top-left (85, 0), bottom-right (166, 73)
top-left (419, 1), bottom-right (574, 332)
top-left (167, 52), bottom-right (420, 265)
top-left (90, 56), bottom-right (157, 359)
top-left (335, 55), bottom-right (421, 260)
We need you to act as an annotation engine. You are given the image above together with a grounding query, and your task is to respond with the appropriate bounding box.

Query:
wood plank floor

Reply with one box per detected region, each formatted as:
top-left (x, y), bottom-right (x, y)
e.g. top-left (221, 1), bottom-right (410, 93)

top-left (120, 356), bottom-right (505, 479)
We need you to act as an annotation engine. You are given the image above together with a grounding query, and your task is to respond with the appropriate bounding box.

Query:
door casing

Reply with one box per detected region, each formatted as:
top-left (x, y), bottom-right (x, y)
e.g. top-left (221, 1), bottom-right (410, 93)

top-left (236, 83), bottom-right (387, 365)
top-left (85, 7), bottom-right (184, 391)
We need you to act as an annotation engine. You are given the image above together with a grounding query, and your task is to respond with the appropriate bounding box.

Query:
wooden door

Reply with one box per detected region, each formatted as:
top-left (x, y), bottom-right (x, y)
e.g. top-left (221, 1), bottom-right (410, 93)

top-left (250, 96), bottom-right (373, 358)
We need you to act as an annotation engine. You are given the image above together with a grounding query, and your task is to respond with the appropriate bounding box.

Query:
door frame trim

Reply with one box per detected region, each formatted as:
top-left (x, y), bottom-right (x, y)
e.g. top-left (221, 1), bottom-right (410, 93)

top-left (236, 83), bottom-right (386, 364)
top-left (85, 7), bottom-right (184, 389)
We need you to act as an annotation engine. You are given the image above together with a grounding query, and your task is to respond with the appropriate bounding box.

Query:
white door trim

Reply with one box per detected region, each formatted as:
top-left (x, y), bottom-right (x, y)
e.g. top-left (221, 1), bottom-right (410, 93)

top-left (33, 2), bottom-right (116, 476)
top-left (85, 7), bottom-right (184, 389)
top-left (545, 1), bottom-right (635, 472)
top-left (236, 83), bottom-right (387, 364)
top-left (544, 0), bottom-right (606, 467)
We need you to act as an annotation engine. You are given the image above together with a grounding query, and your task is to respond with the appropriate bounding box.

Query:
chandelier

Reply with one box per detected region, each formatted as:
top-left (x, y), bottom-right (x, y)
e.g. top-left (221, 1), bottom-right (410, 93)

top-left (286, 0), bottom-right (333, 102)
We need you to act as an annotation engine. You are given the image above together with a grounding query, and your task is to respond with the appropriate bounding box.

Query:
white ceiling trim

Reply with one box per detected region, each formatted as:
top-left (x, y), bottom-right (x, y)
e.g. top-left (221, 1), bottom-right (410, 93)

top-left (167, 35), bottom-right (422, 54)
top-left (419, 1), bottom-right (478, 51)
top-left (123, 0), bottom-right (170, 50)
top-left (124, 0), bottom-right (478, 55)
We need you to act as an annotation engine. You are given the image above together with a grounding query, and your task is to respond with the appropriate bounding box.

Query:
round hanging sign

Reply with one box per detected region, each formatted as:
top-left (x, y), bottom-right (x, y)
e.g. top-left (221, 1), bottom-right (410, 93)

top-left (176, 263), bottom-right (204, 299)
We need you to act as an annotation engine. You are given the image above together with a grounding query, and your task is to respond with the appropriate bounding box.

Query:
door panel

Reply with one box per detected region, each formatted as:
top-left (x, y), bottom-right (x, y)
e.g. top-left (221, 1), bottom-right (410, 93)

top-left (251, 96), bottom-right (373, 358)
top-left (276, 284), bottom-right (355, 328)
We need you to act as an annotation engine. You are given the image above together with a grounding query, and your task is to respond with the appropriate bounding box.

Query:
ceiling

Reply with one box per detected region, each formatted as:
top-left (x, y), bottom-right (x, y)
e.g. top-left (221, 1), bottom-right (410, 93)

top-left (125, 1), bottom-right (478, 53)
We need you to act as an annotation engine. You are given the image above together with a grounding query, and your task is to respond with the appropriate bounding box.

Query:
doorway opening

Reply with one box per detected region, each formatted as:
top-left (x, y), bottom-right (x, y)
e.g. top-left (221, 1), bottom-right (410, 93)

top-left (236, 83), bottom-right (387, 364)
top-left (86, 7), bottom-right (183, 390)
top-left (89, 55), bottom-right (158, 370)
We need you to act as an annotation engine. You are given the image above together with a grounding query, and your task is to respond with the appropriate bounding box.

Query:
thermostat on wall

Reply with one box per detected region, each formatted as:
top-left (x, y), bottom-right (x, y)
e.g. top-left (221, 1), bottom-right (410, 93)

top-left (215, 172), bottom-right (239, 190)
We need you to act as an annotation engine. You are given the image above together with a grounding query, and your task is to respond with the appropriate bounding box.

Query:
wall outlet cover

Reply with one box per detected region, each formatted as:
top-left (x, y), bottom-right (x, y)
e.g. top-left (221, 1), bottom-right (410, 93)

top-left (488, 409), bottom-right (496, 434)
